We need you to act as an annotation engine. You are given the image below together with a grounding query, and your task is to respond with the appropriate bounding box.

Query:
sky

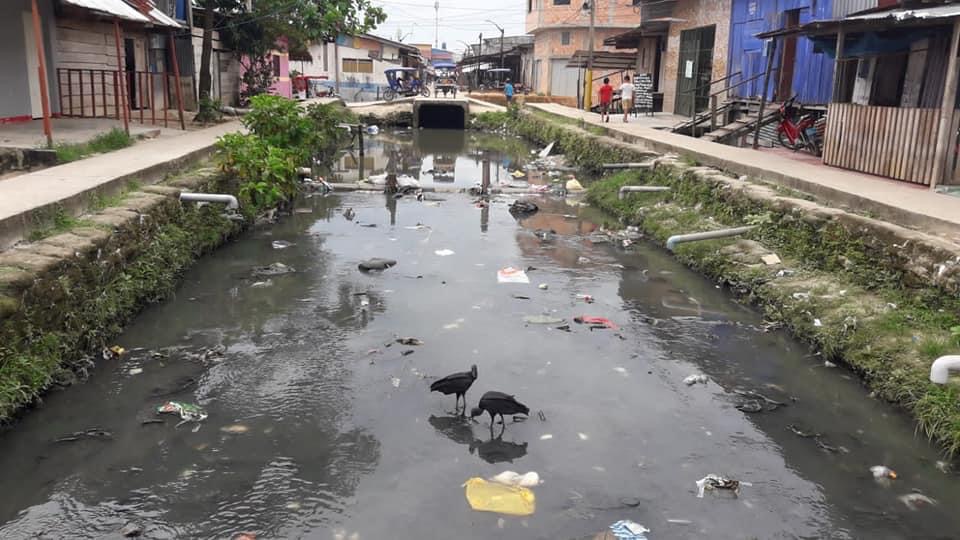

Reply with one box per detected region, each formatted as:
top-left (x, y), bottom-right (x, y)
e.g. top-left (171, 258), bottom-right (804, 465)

top-left (369, 0), bottom-right (527, 55)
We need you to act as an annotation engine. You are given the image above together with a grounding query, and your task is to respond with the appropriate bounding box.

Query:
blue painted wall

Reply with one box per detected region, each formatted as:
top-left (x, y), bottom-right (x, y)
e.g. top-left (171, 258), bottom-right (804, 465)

top-left (728, 0), bottom-right (834, 104)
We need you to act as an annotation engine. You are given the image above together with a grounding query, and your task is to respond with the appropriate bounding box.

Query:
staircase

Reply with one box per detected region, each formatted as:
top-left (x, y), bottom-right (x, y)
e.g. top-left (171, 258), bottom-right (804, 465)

top-left (699, 101), bottom-right (780, 144)
top-left (670, 101), bottom-right (733, 135)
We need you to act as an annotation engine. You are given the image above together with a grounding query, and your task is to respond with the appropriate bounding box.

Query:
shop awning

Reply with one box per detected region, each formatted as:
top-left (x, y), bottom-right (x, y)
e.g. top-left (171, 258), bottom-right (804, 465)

top-left (565, 51), bottom-right (639, 70)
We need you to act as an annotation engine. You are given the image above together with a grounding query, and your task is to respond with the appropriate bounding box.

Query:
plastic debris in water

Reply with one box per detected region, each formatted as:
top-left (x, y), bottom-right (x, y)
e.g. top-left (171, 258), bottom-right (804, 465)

top-left (434, 249), bottom-right (455, 256)
top-left (523, 315), bottom-right (564, 325)
top-left (540, 434), bottom-right (553, 440)
top-left (490, 471), bottom-right (542, 488)
top-left (695, 474), bottom-right (750, 498)
top-left (578, 432), bottom-right (589, 441)
top-left (573, 316), bottom-right (618, 330)
top-left (221, 424), bottom-right (250, 434)
top-left (614, 367), bottom-right (628, 375)
top-left (250, 280), bottom-right (273, 288)
top-left (538, 283), bottom-right (549, 290)
top-left (684, 374), bottom-right (709, 386)
top-left (103, 345), bottom-right (126, 360)
top-left (498, 267), bottom-right (530, 284)
top-left (463, 477), bottom-right (536, 516)
top-left (156, 401), bottom-right (208, 424)
top-left (899, 492), bottom-right (937, 510)
top-left (870, 465), bottom-right (897, 479)
top-left (396, 337), bottom-right (424, 346)
top-left (271, 240), bottom-right (294, 249)
top-left (576, 294), bottom-right (595, 303)
top-left (577, 256), bottom-right (591, 264)
top-left (128, 368), bottom-right (143, 376)
top-left (609, 519), bottom-right (650, 540)
top-left (391, 377), bottom-right (401, 388)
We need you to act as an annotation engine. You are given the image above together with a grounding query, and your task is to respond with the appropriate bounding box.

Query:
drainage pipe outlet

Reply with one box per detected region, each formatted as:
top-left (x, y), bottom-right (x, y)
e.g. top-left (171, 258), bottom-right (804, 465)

top-left (179, 192), bottom-right (239, 210)
top-left (665, 226), bottom-right (756, 251)
top-left (930, 355), bottom-right (960, 384)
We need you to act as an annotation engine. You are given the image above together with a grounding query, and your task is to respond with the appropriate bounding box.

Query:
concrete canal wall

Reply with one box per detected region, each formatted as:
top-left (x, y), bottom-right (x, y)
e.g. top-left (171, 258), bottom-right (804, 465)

top-left (0, 167), bottom-right (243, 421)
top-left (472, 109), bottom-right (960, 455)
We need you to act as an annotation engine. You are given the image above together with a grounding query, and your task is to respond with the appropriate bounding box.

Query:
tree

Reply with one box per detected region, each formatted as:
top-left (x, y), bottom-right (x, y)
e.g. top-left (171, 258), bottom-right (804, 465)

top-left (196, 0), bottom-right (386, 113)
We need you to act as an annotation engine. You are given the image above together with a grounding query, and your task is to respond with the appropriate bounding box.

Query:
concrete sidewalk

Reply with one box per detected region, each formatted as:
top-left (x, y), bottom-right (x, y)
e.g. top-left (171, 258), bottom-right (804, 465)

top-left (0, 120), bottom-right (242, 250)
top-left (528, 102), bottom-right (960, 239)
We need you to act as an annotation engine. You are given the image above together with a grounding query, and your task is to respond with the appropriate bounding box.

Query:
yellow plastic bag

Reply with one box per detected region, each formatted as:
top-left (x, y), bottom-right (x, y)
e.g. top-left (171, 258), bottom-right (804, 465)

top-left (463, 477), bottom-right (536, 516)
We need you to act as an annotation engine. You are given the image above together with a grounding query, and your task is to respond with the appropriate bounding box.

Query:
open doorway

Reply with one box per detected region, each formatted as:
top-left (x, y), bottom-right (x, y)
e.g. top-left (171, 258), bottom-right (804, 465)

top-left (675, 25), bottom-right (715, 116)
top-left (125, 38), bottom-right (138, 109)
top-left (777, 9), bottom-right (801, 100)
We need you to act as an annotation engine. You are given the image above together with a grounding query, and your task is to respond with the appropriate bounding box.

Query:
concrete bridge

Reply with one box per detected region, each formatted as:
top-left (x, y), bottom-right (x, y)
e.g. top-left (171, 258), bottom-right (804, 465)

top-left (412, 97), bottom-right (470, 129)
top-left (347, 95), bottom-right (482, 129)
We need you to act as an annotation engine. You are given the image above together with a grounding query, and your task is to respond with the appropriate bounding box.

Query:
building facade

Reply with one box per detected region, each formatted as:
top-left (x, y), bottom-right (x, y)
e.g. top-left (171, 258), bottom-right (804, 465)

top-left (296, 34), bottom-right (419, 102)
top-left (525, 0), bottom-right (640, 97)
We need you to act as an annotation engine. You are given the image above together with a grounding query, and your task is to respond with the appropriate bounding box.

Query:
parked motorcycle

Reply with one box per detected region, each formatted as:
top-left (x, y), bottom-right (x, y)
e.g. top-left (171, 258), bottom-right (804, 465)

top-left (776, 95), bottom-right (824, 157)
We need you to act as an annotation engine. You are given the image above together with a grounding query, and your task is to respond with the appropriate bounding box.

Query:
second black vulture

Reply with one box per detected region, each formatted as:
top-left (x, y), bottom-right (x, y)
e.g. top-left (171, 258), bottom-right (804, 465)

top-left (470, 391), bottom-right (529, 427)
top-left (429, 365), bottom-right (478, 410)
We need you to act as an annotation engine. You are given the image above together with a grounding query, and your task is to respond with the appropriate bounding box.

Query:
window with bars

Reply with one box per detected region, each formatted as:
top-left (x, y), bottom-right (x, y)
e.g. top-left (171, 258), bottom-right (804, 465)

top-left (343, 59), bottom-right (374, 73)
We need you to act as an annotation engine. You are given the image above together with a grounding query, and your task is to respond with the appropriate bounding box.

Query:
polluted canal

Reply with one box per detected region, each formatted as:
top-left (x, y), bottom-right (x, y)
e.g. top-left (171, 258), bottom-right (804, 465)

top-left (1, 129), bottom-right (959, 539)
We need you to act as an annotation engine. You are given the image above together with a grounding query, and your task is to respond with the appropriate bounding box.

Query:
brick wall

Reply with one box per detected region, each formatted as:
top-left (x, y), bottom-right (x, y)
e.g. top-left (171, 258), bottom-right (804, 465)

top-left (661, 0), bottom-right (731, 114)
top-left (530, 27), bottom-right (629, 94)
top-left (527, 0), bottom-right (641, 32)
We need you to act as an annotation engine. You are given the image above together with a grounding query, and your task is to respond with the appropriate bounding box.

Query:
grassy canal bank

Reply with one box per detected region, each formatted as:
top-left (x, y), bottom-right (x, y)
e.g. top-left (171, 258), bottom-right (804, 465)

top-left (474, 108), bottom-right (960, 456)
top-left (0, 97), bottom-right (354, 423)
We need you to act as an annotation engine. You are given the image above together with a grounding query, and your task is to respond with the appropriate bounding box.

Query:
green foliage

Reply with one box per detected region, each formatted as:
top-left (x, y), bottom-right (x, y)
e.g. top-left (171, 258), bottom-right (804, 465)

top-left (195, 96), bottom-right (224, 124)
top-left (54, 128), bottom-right (133, 163)
top-left (27, 206), bottom-right (86, 241)
top-left (217, 95), bottom-right (355, 214)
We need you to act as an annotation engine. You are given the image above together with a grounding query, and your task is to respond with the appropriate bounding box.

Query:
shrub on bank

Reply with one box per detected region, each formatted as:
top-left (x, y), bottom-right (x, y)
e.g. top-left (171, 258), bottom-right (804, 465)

top-left (216, 95), bottom-right (355, 215)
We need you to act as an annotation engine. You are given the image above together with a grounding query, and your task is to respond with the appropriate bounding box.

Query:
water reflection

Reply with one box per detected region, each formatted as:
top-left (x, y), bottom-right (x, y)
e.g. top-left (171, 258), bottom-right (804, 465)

top-left (334, 128), bottom-right (530, 189)
top-left (429, 415), bottom-right (529, 464)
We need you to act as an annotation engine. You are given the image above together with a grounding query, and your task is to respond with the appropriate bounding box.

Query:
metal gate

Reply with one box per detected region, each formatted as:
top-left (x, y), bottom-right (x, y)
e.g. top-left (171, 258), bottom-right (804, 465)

top-left (675, 25), bottom-right (715, 116)
top-left (550, 58), bottom-right (580, 97)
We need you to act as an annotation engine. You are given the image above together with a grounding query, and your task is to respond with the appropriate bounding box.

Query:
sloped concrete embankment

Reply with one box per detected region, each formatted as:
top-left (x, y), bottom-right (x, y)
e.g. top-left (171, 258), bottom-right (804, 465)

top-left (474, 109), bottom-right (960, 455)
top-left (0, 168), bottom-right (242, 421)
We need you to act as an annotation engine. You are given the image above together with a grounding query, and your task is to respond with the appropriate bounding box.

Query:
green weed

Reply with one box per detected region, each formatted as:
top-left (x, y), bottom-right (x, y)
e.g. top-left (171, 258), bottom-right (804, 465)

top-left (54, 128), bottom-right (133, 163)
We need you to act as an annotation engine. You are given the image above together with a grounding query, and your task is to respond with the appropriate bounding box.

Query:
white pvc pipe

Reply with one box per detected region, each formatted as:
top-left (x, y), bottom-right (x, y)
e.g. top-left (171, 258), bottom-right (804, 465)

top-left (930, 355), bottom-right (960, 384)
top-left (619, 186), bottom-right (671, 199)
top-left (179, 192), bottom-right (239, 210)
top-left (666, 226), bottom-right (756, 251)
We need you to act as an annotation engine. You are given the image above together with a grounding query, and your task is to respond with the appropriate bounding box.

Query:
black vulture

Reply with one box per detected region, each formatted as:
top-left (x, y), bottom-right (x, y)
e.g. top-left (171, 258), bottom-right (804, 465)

top-left (429, 365), bottom-right (478, 410)
top-left (470, 391), bottom-right (529, 428)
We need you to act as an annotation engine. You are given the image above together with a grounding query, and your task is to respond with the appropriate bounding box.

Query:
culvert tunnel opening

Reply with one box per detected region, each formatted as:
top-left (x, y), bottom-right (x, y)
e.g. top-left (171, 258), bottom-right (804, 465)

top-left (417, 104), bottom-right (466, 129)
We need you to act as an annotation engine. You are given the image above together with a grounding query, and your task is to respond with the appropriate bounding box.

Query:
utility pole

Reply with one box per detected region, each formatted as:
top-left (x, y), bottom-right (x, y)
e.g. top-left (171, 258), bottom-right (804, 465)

top-left (583, 0), bottom-right (596, 111)
top-left (486, 20), bottom-right (505, 70)
top-left (477, 32), bottom-right (482, 90)
top-left (434, 1), bottom-right (439, 48)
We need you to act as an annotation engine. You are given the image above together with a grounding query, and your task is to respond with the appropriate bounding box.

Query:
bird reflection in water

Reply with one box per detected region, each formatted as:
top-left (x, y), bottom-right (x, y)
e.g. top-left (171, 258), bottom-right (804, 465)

top-left (428, 415), bottom-right (528, 464)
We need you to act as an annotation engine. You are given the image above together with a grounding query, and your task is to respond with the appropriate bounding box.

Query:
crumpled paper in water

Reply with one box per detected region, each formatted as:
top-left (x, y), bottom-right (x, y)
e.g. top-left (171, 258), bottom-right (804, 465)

top-left (609, 520), bottom-right (649, 539)
top-left (497, 267), bottom-right (530, 284)
top-left (695, 474), bottom-right (750, 497)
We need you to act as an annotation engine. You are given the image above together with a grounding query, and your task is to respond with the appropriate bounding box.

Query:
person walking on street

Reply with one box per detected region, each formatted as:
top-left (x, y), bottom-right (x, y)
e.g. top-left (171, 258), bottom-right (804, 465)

top-left (619, 74), bottom-right (635, 123)
top-left (598, 77), bottom-right (614, 123)
top-left (504, 78), bottom-right (515, 105)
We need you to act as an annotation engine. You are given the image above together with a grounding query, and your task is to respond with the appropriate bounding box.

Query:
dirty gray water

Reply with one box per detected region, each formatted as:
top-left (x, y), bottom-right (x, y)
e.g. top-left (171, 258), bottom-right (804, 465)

top-left (1, 131), bottom-right (959, 540)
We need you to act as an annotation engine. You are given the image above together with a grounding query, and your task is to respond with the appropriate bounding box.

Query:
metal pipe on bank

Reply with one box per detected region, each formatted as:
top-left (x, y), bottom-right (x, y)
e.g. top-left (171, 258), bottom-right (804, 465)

top-left (665, 226), bottom-right (756, 251)
top-left (179, 192), bottom-right (239, 210)
top-left (618, 185), bottom-right (670, 199)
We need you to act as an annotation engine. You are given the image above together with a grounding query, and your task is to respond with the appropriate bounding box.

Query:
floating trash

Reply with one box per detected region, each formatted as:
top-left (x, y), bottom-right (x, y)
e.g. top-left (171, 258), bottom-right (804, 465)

top-left (683, 374), bottom-right (709, 386)
top-left (490, 470), bottom-right (541, 488)
top-left (463, 477), bottom-right (536, 516)
top-left (156, 401), bottom-right (208, 424)
top-left (498, 267), bottom-right (530, 284)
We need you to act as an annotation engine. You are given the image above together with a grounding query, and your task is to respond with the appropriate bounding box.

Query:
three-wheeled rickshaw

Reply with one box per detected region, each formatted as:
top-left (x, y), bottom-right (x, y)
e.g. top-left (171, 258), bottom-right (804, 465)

top-left (433, 62), bottom-right (458, 98)
top-left (383, 67), bottom-right (430, 101)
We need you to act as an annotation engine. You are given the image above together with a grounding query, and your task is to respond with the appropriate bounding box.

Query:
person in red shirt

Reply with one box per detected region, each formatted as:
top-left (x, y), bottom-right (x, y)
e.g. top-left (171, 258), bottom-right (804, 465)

top-left (598, 77), bottom-right (614, 123)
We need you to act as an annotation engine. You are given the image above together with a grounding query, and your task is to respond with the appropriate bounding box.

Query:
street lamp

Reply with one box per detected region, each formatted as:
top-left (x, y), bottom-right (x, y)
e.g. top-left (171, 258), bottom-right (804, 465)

top-left (485, 19), bottom-right (505, 71)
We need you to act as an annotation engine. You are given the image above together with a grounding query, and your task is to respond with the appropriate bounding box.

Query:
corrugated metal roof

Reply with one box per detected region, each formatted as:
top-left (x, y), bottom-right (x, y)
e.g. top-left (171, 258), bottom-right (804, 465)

top-left (146, 6), bottom-right (182, 27)
top-left (61, 0), bottom-right (183, 27)
top-left (62, 0), bottom-right (149, 22)
top-left (847, 4), bottom-right (960, 21)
